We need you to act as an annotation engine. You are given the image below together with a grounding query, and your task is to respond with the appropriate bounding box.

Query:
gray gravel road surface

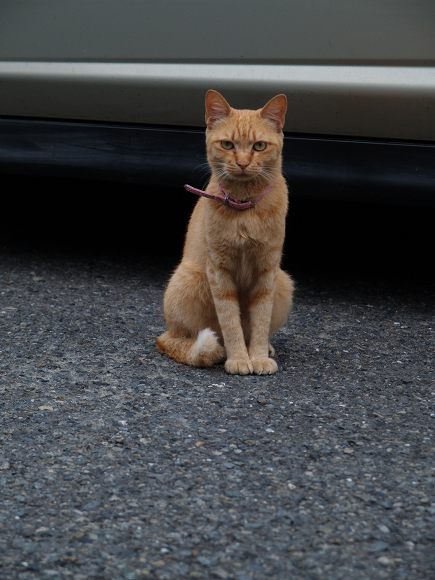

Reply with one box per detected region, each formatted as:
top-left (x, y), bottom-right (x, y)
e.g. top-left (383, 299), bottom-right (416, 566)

top-left (0, 244), bottom-right (433, 579)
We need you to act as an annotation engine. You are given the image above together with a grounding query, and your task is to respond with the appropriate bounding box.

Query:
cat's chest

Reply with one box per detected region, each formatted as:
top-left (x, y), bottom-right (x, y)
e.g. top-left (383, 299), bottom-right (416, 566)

top-left (219, 214), bottom-right (268, 248)
top-left (209, 214), bottom-right (274, 270)
top-left (236, 222), bottom-right (258, 245)
top-left (206, 204), bottom-right (284, 266)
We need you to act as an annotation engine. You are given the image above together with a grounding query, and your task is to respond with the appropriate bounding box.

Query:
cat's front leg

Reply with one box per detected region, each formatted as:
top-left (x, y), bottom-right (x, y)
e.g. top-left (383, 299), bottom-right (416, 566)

top-left (248, 269), bottom-right (278, 375)
top-left (207, 261), bottom-right (253, 375)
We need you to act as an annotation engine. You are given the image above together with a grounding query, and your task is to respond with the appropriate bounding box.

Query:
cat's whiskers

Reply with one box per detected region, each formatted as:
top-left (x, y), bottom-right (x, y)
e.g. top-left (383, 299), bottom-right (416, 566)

top-left (258, 169), bottom-right (275, 183)
top-left (211, 162), bottom-right (229, 182)
top-left (193, 161), bottom-right (211, 170)
top-left (193, 161), bottom-right (212, 183)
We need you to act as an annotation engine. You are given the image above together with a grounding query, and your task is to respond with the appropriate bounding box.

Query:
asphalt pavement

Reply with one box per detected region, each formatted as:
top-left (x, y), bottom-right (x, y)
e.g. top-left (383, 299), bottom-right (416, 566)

top-left (0, 183), bottom-right (434, 579)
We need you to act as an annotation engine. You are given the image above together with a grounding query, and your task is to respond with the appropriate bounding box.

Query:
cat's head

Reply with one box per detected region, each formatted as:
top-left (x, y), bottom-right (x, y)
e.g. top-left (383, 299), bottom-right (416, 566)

top-left (205, 90), bottom-right (287, 184)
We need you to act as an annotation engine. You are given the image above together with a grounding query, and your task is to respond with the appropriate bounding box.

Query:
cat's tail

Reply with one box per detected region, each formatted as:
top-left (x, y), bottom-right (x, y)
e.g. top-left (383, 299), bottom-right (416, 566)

top-left (156, 328), bottom-right (225, 368)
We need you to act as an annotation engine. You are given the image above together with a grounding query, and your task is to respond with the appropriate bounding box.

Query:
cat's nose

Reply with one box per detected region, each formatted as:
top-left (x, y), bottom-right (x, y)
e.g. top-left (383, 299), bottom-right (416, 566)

top-left (236, 161), bottom-right (249, 170)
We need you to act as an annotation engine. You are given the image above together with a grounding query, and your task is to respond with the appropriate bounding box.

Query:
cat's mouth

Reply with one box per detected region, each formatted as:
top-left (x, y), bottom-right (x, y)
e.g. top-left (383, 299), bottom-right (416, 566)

top-left (227, 169), bottom-right (256, 181)
top-left (213, 162), bottom-right (269, 184)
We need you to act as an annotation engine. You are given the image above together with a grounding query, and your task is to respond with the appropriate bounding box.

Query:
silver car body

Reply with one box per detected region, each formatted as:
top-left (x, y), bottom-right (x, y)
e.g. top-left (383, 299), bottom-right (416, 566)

top-left (1, 0), bottom-right (435, 140)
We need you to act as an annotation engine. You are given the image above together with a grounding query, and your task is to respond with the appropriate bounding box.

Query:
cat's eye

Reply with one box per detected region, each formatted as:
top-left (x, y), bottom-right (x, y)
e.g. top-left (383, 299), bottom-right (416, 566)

top-left (220, 140), bottom-right (234, 150)
top-left (253, 141), bottom-right (267, 151)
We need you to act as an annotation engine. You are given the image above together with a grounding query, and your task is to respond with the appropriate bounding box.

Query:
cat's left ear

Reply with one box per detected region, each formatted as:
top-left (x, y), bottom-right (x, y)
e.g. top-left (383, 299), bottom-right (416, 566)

top-left (260, 94), bottom-right (287, 131)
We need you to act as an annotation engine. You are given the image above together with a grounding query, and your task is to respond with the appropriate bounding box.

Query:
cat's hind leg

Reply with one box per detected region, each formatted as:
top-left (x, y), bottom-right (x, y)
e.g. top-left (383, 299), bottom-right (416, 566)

top-left (262, 269), bottom-right (294, 368)
top-left (270, 269), bottom-right (294, 335)
top-left (156, 262), bottom-right (224, 367)
top-left (156, 328), bottom-right (225, 367)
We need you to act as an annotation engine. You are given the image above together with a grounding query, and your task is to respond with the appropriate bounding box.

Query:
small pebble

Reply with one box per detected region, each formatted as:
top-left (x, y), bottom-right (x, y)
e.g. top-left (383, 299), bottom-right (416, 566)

top-left (378, 556), bottom-right (393, 566)
top-left (369, 541), bottom-right (389, 552)
top-left (212, 568), bottom-right (230, 579)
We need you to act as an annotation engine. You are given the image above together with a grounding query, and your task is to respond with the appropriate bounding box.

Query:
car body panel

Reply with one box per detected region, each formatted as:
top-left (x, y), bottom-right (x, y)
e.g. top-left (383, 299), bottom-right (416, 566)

top-left (1, 62), bottom-right (435, 141)
top-left (1, 0), bottom-right (435, 141)
top-left (1, 0), bottom-right (435, 65)
top-left (1, 118), bottom-right (434, 205)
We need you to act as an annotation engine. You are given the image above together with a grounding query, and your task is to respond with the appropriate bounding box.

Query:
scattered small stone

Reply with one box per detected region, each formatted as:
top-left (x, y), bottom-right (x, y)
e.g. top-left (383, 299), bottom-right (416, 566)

top-left (38, 405), bottom-right (54, 412)
top-left (197, 555), bottom-right (212, 566)
top-left (21, 526), bottom-right (34, 538)
top-left (150, 560), bottom-right (166, 568)
top-left (368, 541), bottom-right (389, 552)
top-left (378, 556), bottom-right (393, 566)
top-left (212, 568), bottom-right (230, 579)
top-left (380, 500), bottom-right (393, 510)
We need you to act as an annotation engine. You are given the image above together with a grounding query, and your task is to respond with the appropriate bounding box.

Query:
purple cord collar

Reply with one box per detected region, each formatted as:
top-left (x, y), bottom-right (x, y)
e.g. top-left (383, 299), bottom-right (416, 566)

top-left (184, 183), bottom-right (271, 211)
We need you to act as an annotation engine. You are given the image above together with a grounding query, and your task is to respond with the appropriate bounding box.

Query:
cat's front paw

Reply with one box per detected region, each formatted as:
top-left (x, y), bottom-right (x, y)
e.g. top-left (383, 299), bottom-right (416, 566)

top-left (225, 358), bottom-right (254, 375)
top-left (251, 357), bottom-right (278, 375)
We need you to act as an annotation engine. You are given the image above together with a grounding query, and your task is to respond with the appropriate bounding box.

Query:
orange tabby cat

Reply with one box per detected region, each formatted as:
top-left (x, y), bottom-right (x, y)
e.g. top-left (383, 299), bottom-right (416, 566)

top-left (156, 90), bottom-right (294, 375)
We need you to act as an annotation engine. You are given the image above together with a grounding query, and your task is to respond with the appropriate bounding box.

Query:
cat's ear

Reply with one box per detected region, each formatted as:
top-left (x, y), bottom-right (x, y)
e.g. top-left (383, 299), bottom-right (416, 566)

top-left (260, 94), bottom-right (287, 131)
top-left (205, 90), bottom-right (231, 128)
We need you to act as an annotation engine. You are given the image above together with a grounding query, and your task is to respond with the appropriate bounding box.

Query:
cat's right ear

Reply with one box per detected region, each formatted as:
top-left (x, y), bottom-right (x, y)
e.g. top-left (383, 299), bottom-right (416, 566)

top-left (205, 90), bottom-right (231, 128)
top-left (260, 94), bottom-right (287, 132)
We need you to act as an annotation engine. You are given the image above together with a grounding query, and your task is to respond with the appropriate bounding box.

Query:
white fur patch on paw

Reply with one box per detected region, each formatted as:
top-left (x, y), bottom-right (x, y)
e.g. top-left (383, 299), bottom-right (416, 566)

top-left (191, 328), bottom-right (219, 358)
